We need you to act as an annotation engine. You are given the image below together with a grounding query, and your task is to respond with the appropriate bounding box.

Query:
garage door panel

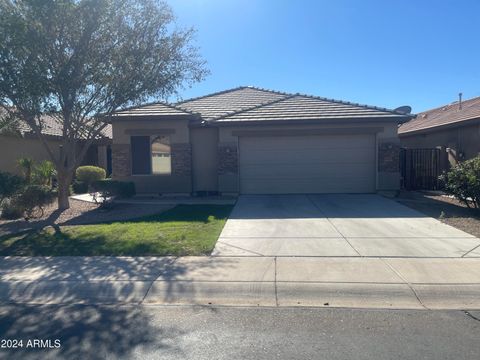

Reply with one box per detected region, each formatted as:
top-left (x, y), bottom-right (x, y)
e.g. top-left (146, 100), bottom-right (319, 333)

top-left (241, 150), bottom-right (374, 165)
top-left (243, 136), bottom-right (373, 150)
top-left (241, 176), bottom-right (374, 194)
top-left (239, 135), bottom-right (376, 194)
top-left (241, 162), bottom-right (373, 178)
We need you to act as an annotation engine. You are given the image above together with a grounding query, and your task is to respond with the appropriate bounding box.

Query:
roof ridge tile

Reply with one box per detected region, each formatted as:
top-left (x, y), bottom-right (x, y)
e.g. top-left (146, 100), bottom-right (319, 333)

top-left (243, 85), bottom-right (293, 97)
top-left (175, 86), bottom-right (250, 105)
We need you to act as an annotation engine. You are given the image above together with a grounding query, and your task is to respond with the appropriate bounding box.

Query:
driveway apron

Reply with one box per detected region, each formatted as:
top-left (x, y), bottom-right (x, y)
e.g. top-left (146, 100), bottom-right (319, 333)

top-left (213, 194), bottom-right (480, 257)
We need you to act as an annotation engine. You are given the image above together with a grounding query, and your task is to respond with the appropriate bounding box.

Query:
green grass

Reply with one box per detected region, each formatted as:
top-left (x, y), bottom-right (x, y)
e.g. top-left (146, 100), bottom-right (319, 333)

top-left (0, 205), bottom-right (233, 256)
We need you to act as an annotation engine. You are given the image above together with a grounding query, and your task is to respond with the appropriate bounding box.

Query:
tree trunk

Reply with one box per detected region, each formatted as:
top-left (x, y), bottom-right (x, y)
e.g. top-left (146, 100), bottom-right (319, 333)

top-left (57, 171), bottom-right (72, 210)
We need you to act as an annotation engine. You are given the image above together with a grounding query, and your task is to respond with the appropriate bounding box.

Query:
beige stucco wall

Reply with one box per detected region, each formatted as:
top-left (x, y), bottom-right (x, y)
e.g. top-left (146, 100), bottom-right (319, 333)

top-left (0, 134), bottom-right (109, 176)
top-left (112, 119), bottom-right (190, 144)
top-left (400, 123), bottom-right (480, 165)
top-left (111, 118), bottom-right (192, 194)
top-left (217, 120), bottom-right (401, 194)
top-left (111, 117), bottom-right (402, 195)
top-left (0, 135), bottom-right (62, 174)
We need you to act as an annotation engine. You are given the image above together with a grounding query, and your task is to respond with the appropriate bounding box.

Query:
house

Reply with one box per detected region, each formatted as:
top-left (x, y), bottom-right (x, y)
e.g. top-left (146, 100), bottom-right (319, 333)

top-left (399, 96), bottom-right (480, 167)
top-left (0, 113), bottom-right (112, 175)
top-left (110, 86), bottom-right (412, 195)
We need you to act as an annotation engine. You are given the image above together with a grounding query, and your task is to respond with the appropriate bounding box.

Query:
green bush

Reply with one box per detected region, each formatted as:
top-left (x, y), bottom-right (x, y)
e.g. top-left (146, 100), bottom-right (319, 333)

top-left (75, 166), bottom-right (106, 187)
top-left (440, 156), bottom-right (480, 209)
top-left (0, 198), bottom-right (24, 220)
top-left (17, 157), bottom-right (34, 183)
top-left (90, 179), bottom-right (135, 205)
top-left (71, 180), bottom-right (89, 194)
top-left (0, 171), bottom-right (24, 205)
top-left (32, 160), bottom-right (56, 186)
top-left (13, 185), bottom-right (56, 219)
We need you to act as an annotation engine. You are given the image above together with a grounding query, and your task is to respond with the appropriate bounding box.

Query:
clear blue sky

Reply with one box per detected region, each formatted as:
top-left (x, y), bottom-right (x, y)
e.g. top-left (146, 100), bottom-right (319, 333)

top-left (169, 0), bottom-right (480, 113)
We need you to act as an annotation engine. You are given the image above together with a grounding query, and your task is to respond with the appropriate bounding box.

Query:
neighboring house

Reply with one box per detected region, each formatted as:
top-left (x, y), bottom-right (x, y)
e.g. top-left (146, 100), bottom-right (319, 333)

top-left (0, 113), bottom-right (112, 175)
top-left (109, 86), bottom-right (412, 195)
top-left (399, 96), bottom-right (480, 167)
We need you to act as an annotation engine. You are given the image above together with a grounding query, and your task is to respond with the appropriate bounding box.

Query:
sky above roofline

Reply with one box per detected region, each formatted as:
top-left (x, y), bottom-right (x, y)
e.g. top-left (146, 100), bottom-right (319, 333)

top-left (167, 0), bottom-right (480, 114)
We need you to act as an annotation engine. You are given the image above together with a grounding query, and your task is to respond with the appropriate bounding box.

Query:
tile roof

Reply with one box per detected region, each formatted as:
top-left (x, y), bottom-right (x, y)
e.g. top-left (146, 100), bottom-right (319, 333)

top-left (212, 94), bottom-right (405, 122)
top-left (399, 96), bottom-right (480, 135)
top-left (176, 86), bottom-right (289, 120)
top-left (176, 86), bottom-right (410, 123)
top-left (1, 110), bottom-right (112, 139)
top-left (18, 116), bottom-right (112, 139)
top-left (19, 115), bottom-right (112, 139)
top-left (111, 101), bottom-right (194, 118)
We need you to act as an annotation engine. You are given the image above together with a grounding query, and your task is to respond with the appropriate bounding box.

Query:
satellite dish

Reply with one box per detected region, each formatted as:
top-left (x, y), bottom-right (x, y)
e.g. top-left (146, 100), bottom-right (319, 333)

top-left (394, 105), bottom-right (412, 114)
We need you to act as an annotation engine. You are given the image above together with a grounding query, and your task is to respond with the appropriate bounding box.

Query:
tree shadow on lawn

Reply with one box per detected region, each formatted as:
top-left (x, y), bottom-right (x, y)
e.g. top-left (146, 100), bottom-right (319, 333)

top-left (0, 202), bottom-right (231, 237)
top-left (0, 230), bottom-right (155, 257)
top-left (0, 208), bottom-right (66, 237)
top-left (0, 205), bottom-right (233, 257)
top-left (86, 204), bottom-right (233, 226)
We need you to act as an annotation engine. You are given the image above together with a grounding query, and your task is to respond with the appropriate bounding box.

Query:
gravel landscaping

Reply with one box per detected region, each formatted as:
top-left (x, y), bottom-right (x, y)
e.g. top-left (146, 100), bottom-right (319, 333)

top-left (396, 191), bottom-right (480, 238)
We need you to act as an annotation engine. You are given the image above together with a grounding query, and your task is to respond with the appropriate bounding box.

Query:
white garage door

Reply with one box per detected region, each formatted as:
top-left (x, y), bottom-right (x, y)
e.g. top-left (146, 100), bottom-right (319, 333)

top-left (239, 134), bottom-right (376, 194)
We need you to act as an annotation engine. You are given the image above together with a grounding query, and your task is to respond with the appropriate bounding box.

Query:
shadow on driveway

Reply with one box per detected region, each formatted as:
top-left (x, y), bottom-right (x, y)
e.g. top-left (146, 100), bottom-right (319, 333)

top-left (228, 194), bottom-right (428, 219)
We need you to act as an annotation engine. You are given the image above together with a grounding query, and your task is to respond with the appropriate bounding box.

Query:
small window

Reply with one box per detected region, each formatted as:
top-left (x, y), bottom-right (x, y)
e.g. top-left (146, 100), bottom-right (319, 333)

top-left (151, 135), bottom-right (171, 175)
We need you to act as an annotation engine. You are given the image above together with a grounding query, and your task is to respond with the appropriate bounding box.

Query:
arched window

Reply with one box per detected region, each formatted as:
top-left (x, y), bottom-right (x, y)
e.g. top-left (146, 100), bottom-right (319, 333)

top-left (151, 135), bottom-right (171, 175)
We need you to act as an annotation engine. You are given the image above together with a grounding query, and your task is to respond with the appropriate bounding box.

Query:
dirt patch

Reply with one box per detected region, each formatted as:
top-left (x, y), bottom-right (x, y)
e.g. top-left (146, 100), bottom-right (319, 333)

top-left (396, 191), bottom-right (480, 238)
top-left (0, 199), bottom-right (173, 237)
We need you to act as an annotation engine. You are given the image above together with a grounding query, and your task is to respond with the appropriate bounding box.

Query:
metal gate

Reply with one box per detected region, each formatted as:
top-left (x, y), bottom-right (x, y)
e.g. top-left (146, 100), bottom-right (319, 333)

top-left (400, 148), bottom-right (443, 190)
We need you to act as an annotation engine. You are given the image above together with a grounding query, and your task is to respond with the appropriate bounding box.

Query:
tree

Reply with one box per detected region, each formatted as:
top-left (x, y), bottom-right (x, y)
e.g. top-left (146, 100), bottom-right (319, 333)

top-left (0, 109), bottom-right (19, 135)
top-left (0, 0), bottom-right (208, 209)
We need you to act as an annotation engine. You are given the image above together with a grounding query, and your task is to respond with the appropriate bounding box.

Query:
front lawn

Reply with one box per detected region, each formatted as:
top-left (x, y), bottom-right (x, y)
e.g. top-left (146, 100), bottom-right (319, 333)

top-left (0, 205), bottom-right (233, 256)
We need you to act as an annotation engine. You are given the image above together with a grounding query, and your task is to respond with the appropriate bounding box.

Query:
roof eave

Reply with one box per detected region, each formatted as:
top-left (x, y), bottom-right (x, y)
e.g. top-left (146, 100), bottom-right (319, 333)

top-left (107, 114), bottom-right (199, 122)
top-left (18, 131), bottom-right (112, 142)
top-left (211, 116), bottom-right (412, 127)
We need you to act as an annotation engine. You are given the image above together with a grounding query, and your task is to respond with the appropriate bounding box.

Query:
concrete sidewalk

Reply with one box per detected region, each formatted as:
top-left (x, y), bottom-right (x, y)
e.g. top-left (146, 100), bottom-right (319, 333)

top-left (1, 256), bottom-right (480, 310)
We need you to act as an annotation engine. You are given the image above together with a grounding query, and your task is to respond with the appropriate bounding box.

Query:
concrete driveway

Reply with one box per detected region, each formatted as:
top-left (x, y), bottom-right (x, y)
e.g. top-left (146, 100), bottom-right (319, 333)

top-left (213, 194), bottom-right (480, 257)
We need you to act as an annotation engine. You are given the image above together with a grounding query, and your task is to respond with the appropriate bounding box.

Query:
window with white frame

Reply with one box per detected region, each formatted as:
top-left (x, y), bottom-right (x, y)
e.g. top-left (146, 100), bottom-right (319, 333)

top-left (151, 135), bottom-right (171, 175)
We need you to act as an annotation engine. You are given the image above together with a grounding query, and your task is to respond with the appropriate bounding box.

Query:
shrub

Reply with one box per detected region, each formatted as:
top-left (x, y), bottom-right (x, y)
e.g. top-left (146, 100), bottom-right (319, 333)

top-left (32, 160), bottom-right (56, 186)
top-left (17, 157), bottom-right (34, 183)
top-left (75, 166), bottom-right (106, 187)
top-left (0, 198), bottom-right (24, 220)
top-left (13, 185), bottom-right (56, 219)
top-left (90, 179), bottom-right (135, 205)
top-left (440, 156), bottom-right (480, 209)
top-left (71, 180), bottom-right (89, 194)
top-left (0, 171), bottom-right (24, 205)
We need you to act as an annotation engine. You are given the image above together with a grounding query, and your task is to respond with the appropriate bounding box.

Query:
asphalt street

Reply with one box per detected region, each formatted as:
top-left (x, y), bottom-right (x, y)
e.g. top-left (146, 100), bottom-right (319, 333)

top-left (0, 305), bottom-right (479, 360)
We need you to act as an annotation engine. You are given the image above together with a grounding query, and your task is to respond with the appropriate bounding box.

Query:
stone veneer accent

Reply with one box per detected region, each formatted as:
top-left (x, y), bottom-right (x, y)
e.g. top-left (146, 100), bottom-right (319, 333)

top-left (218, 144), bottom-right (238, 175)
top-left (378, 142), bottom-right (400, 173)
top-left (171, 143), bottom-right (192, 177)
top-left (111, 144), bottom-right (131, 178)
